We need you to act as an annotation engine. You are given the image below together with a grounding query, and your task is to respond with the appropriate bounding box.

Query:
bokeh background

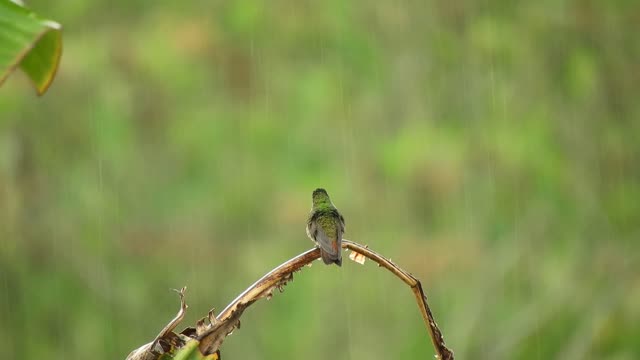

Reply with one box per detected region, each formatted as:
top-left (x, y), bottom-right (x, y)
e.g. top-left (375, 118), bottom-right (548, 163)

top-left (1, 1), bottom-right (639, 359)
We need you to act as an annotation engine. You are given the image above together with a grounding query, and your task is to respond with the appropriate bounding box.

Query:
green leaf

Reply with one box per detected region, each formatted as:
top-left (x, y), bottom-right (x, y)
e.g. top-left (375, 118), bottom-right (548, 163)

top-left (172, 340), bottom-right (219, 360)
top-left (0, 0), bottom-right (62, 95)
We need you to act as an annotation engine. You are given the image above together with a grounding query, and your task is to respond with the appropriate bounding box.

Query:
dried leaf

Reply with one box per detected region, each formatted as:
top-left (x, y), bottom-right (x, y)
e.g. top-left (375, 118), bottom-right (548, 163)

top-left (349, 250), bottom-right (366, 264)
top-left (196, 318), bottom-right (208, 336)
top-left (208, 309), bottom-right (218, 325)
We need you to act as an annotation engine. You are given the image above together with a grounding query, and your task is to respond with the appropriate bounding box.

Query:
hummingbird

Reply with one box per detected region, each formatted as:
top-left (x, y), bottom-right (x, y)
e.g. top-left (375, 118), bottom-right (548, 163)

top-left (306, 188), bottom-right (345, 266)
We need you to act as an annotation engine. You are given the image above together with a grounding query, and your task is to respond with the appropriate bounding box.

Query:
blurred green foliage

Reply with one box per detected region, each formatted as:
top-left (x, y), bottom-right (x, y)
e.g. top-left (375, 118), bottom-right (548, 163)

top-left (1, 1), bottom-right (639, 359)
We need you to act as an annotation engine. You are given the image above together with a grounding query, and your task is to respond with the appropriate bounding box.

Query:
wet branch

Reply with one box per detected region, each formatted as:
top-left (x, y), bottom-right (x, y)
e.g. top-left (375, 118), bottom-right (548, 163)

top-left (126, 240), bottom-right (454, 360)
top-left (341, 240), bottom-right (454, 360)
top-left (200, 239), bottom-right (453, 359)
top-left (126, 287), bottom-right (189, 360)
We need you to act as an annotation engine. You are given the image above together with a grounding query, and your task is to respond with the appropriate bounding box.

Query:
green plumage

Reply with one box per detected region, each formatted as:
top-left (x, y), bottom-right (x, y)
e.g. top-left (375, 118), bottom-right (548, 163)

top-left (306, 188), bottom-right (345, 266)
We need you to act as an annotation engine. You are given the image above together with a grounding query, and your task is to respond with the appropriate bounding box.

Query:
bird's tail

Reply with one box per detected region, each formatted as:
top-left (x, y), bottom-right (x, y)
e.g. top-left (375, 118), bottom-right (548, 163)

top-left (320, 248), bottom-right (342, 267)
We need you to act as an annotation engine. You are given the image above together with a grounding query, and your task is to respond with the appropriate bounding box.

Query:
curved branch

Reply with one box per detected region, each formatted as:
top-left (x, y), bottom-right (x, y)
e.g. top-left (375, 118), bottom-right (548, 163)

top-left (126, 287), bottom-right (188, 360)
top-left (216, 247), bottom-right (319, 321)
top-left (341, 240), bottom-right (454, 360)
top-left (152, 287), bottom-right (188, 349)
top-left (197, 248), bottom-right (320, 353)
top-left (199, 240), bottom-right (453, 360)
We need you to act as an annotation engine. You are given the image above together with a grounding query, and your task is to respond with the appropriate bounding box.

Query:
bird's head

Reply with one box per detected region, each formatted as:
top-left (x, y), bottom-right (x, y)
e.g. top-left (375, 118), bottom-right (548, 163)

top-left (312, 188), bottom-right (332, 207)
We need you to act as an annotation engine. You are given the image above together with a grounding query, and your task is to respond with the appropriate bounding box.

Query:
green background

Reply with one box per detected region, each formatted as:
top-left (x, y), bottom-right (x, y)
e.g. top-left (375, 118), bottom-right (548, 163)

top-left (1, 1), bottom-right (639, 359)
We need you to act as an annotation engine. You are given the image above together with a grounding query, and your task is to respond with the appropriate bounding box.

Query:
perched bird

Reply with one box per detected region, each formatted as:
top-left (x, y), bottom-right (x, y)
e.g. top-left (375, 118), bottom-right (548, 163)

top-left (306, 188), bottom-right (345, 266)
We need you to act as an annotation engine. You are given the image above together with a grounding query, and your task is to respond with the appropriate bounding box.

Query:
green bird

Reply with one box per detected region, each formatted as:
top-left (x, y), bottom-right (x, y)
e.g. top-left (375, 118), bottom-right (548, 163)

top-left (306, 188), bottom-right (345, 266)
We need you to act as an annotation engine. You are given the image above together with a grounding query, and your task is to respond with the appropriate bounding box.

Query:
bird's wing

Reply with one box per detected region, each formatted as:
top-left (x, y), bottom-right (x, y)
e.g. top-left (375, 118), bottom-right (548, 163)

top-left (306, 214), bottom-right (317, 240)
top-left (315, 222), bottom-right (340, 257)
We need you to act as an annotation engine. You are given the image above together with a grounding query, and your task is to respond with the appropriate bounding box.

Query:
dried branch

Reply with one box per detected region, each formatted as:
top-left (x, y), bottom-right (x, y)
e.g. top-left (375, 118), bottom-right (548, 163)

top-left (197, 247), bottom-right (319, 354)
top-left (126, 287), bottom-right (188, 360)
top-left (152, 287), bottom-right (188, 349)
top-left (216, 247), bottom-right (318, 320)
top-left (341, 240), bottom-right (454, 360)
top-left (199, 240), bottom-right (453, 360)
top-left (125, 240), bottom-right (453, 360)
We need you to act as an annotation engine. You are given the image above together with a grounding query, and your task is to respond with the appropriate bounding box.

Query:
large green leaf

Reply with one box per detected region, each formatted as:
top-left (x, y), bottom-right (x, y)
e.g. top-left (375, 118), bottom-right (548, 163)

top-left (0, 0), bottom-right (62, 95)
